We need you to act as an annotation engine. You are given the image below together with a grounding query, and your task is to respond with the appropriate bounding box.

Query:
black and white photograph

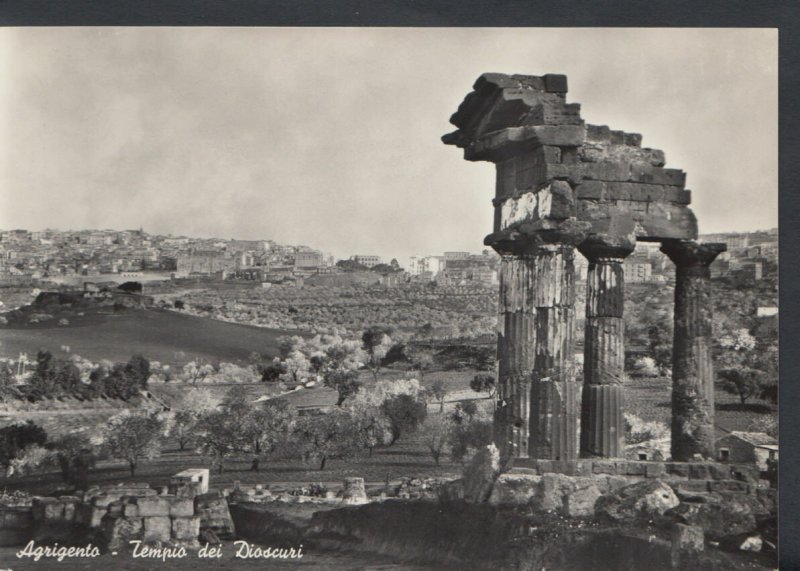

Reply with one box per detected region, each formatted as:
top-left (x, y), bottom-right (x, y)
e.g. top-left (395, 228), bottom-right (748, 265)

top-left (0, 25), bottom-right (779, 569)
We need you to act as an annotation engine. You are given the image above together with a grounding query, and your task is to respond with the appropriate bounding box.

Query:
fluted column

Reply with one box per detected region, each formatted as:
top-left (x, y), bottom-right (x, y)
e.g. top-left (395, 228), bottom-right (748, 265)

top-left (661, 239), bottom-right (726, 461)
top-left (494, 242), bottom-right (580, 461)
top-left (496, 255), bottom-right (537, 458)
top-left (528, 243), bottom-right (580, 461)
top-left (578, 237), bottom-right (635, 458)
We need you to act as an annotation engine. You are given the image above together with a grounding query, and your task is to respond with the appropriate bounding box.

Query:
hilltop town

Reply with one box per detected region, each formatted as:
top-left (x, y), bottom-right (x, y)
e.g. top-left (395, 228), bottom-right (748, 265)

top-left (0, 226), bottom-right (778, 290)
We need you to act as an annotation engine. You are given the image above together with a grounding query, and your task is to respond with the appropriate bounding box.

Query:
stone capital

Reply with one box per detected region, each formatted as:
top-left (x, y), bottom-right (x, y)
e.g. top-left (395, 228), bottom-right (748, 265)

top-left (578, 212), bottom-right (637, 261)
top-left (578, 236), bottom-right (636, 262)
top-left (486, 218), bottom-right (591, 256)
top-left (660, 240), bottom-right (726, 268)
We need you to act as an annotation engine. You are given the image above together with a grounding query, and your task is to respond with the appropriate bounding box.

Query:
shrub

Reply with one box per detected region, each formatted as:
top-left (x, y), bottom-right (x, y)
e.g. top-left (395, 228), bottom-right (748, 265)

top-left (624, 413), bottom-right (669, 444)
top-left (9, 445), bottom-right (55, 477)
top-left (449, 419), bottom-right (493, 463)
top-left (381, 394), bottom-right (428, 445)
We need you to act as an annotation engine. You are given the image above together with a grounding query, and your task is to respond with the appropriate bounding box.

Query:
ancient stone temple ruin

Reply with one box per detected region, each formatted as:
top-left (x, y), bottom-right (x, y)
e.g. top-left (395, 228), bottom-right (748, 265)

top-left (443, 73), bottom-right (726, 463)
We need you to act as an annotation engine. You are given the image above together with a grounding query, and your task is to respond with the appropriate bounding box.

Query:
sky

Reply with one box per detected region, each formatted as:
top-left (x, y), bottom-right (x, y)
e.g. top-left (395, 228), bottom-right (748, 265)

top-left (0, 28), bottom-right (777, 263)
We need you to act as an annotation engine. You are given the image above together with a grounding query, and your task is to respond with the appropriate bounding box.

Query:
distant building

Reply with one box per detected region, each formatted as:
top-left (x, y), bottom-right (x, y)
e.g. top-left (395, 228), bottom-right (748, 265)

top-left (716, 432), bottom-right (777, 470)
top-left (176, 250), bottom-right (235, 275)
top-left (473, 266), bottom-right (498, 286)
top-left (624, 262), bottom-right (652, 284)
top-left (295, 251), bottom-right (324, 270)
top-left (700, 233), bottom-right (749, 252)
top-left (408, 256), bottom-right (445, 278)
top-left (443, 251), bottom-right (470, 261)
top-left (350, 255), bottom-right (382, 268)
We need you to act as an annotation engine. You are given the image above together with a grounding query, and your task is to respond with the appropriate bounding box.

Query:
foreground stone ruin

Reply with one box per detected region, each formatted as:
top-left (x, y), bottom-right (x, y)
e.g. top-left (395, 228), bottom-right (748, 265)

top-left (443, 73), bottom-right (726, 462)
top-left (0, 469), bottom-right (235, 549)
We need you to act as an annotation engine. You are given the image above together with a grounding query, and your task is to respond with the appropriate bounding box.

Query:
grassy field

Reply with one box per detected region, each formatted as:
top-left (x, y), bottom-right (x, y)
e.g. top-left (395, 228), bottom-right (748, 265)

top-left (3, 419), bottom-right (465, 497)
top-left (624, 374), bottom-right (776, 434)
top-left (0, 307), bottom-right (299, 366)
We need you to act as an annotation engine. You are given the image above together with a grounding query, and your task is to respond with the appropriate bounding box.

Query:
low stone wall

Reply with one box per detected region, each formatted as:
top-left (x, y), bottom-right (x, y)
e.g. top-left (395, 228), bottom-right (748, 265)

top-left (512, 459), bottom-right (767, 497)
top-left (514, 458), bottom-right (760, 481)
top-left (97, 495), bottom-right (200, 549)
top-left (1, 480), bottom-right (236, 549)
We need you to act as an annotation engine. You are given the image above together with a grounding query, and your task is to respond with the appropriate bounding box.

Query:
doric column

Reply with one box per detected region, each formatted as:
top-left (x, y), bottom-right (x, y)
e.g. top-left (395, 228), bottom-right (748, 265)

top-left (496, 254), bottom-right (537, 458)
top-left (578, 236), bottom-right (635, 458)
top-left (528, 242), bottom-right (580, 461)
top-left (495, 240), bottom-right (581, 461)
top-left (660, 239), bottom-right (726, 461)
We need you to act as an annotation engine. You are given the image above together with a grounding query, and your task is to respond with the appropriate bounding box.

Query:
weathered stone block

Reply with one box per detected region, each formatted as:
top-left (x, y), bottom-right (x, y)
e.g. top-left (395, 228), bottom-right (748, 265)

top-left (564, 483), bottom-right (601, 518)
top-left (169, 498), bottom-right (195, 517)
top-left (708, 463), bottom-right (731, 480)
top-left (79, 504), bottom-right (107, 528)
top-left (595, 480), bottom-right (679, 522)
top-left (628, 164), bottom-right (686, 186)
top-left (624, 133), bottom-right (642, 147)
top-left (586, 125), bottom-right (610, 142)
top-left (143, 516), bottom-right (171, 543)
top-left (666, 462), bottom-right (690, 478)
top-left (626, 462), bottom-right (646, 476)
top-left (575, 181), bottom-right (605, 200)
top-left (731, 465), bottom-right (760, 483)
top-left (102, 515), bottom-right (142, 550)
top-left (609, 130), bottom-right (625, 145)
top-left (171, 516), bottom-right (200, 540)
top-left (536, 459), bottom-right (554, 474)
top-left (194, 492), bottom-right (235, 539)
top-left (663, 188), bottom-right (691, 205)
top-left (673, 480), bottom-right (711, 495)
top-left (489, 474), bottom-right (540, 506)
top-left (645, 462), bottom-right (667, 478)
top-left (739, 536), bottom-right (763, 552)
top-left (546, 181), bottom-right (576, 220)
top-left (136, 497), bottom-right (170, 517)
top-left (689, 463), bottom-right (711, 480)
top-left (92, 494), bottom-right (114, 508)
top-left (61, 498), bottom-right (80, 522)
top-left (32, 498), bottom-right (63, 522)
top-left (671, 523), bottom-right (704, 554)
top-left (107, 501), bottom-right (123, 517)
top-left (640, 148), bottom-right (666, 167)
top-left (573, 461), bottom-right (592, 477)
top-left (709, 480), bottom-right (749, 493)
top-left (507, 466), bottom-right (538, 476)
top-left (665, 494), bottom-right (759, 539)
top-left (542, 145), bottom-right (562, 164)
top-left (592, 460), bottom-right (617, 475)
top-left (594, 475), bottom-right (630, 495)
top-left (170, 468), bottom-right (210, 495)
top-left (544, 74), bottom-right (567, 93)
top-left (123, 503), bottom-right (139, 518)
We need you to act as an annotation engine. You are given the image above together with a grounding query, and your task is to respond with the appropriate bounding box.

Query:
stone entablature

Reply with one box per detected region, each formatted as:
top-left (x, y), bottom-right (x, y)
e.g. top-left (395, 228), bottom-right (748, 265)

top-left (443, 74), bottom-right (696, 243)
